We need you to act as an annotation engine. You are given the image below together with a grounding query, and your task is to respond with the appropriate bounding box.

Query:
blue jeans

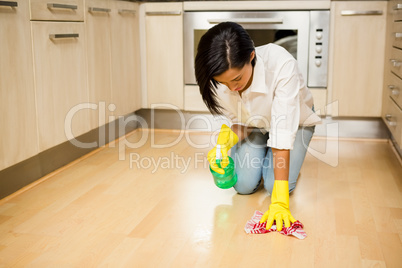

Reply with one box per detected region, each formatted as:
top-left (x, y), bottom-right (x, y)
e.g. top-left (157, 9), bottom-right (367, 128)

top-left (230, 126), bottom-right (315, 195)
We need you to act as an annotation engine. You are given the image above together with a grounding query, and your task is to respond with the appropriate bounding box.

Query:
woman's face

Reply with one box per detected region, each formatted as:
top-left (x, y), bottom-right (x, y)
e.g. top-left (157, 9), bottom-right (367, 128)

top-left (213, 51), bottom-right (255, 94)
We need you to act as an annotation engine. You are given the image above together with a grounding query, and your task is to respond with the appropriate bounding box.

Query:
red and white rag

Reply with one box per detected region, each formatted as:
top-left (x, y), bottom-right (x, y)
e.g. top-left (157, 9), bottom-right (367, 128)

top-left (244, 210), bottom-right (307, 240)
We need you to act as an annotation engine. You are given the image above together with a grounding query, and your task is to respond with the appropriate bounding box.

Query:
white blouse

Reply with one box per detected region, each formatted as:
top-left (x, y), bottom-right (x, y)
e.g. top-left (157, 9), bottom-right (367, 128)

top-left (215, 43), bottom-right (321, 150)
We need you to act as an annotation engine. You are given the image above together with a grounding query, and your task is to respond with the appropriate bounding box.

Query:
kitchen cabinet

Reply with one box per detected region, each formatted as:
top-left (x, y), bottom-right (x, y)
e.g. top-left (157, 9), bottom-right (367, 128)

top-left (383, 95), bottom-right (402, 148)
top-left (85, 0), bottom-right (141, 125)
top-left (0, 0), bottom-right (39, 170)
top-left (382, 0), bottom-right (402, 149)
top-left (30, 0), bottom-right (84, 22)
top-left (144, 3), bottom-right (184, 109)
top-left (330, 1), bottom-right (387, 117)
top-left (31, 21), bottom-right (90, 151)
top-left (110, 0), bottom-right (141, 117)
top-left (85, 0), bottom-right (112, 129)
top-left (0, 0), bottom-right (143, 199)
top-left (184, 85), bottom-right (208, 112)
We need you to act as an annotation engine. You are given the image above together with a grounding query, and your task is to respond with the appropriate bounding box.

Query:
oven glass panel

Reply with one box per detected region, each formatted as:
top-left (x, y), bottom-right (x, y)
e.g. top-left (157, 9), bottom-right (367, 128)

top-left (193, 29), bottom-right (298, 61)
top-left (248, 30), bottom-right (297, 59)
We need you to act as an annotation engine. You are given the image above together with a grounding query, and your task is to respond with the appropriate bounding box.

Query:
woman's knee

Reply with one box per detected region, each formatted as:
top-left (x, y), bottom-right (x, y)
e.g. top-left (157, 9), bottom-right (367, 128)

top-left (234, 178), bottom-right (261, 195)
top-left (264, 181), bottom-right (274, 195)
top-left (289, 181), bottom-right (297, 193)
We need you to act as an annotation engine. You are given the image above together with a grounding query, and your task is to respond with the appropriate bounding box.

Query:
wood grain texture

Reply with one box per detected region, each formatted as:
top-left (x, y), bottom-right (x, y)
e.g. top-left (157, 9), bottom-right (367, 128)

top-left (30, 0), bottom-right (84, 21)
top-left (0, 130), bottom-right (401, 267)
top-left (0, 0), bottom-right (39, 170)
top-left (330, 1), bottom-right (387, 117)
top-left (110, 1), bottom-right (141, 117)
top-left (145, 3), bottom-right (184, 109)
top-left (85, 0), bottom-right (113, 129)
top-left (32, 21), bottom-right (90, 151)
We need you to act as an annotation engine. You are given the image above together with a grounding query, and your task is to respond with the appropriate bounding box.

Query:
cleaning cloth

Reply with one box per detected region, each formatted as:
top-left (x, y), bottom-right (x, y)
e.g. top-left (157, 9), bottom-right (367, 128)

top-left (244, 210), bottom-right (307, 240)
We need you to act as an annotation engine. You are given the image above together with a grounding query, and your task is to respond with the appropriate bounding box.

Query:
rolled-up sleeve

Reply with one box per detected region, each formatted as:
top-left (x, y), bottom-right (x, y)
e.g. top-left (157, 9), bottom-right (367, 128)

top-left (267, 59), bottom-right (302, 150)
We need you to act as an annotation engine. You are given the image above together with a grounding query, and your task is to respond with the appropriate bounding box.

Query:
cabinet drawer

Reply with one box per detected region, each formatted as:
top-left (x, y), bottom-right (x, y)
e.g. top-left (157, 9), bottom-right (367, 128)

top-left (393, 22), bottom-right (402, 49)
top-left (383, 97), bottom-right (402, 148)
top-left (390, 47), bottom-right (402, 78)
top-left (30, 0), bottom-right (84, 21)
top-left (387, 72), bottom-right (402, 108)
top-left (393, 0), bottom-right (402, 21)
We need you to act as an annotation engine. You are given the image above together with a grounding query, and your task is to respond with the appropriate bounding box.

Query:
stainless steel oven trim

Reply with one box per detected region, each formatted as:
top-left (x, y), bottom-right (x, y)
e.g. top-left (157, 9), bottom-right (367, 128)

top-left (309, 10), bottom-right (330, 88)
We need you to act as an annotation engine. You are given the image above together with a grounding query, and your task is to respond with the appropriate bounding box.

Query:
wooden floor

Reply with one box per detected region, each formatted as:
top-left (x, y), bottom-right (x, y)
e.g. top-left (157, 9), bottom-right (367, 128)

top-left (0, 129), bottom-right (401, 267)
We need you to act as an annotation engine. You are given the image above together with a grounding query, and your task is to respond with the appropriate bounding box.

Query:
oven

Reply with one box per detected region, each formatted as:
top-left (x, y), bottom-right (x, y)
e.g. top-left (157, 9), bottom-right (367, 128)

top-left (184, 10), bottom-right (330, 88)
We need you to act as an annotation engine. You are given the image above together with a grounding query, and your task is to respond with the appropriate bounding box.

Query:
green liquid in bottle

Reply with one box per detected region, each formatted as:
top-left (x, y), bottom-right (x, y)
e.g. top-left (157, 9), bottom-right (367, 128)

top-left (209, 156), bottom-right (237, 189)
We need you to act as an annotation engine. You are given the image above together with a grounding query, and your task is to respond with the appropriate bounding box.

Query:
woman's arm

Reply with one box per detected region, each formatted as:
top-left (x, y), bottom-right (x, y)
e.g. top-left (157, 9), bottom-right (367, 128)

top-left (272, 148), bottom-right (290, 181)
top-left (260, 148), bottom-right (295, 231)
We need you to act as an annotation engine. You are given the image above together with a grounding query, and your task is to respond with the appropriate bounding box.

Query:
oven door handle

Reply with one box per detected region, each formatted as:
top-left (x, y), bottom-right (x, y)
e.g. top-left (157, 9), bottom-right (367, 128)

top-left (207, 18), bottom-right (283, 24)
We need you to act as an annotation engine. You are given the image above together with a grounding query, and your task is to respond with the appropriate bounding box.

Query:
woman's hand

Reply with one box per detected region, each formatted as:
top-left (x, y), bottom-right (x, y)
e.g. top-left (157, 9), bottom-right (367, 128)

top-left (260, 180), bottom-right (296, 231)
top-left (207, 124), bottom-right (239, 174)
top-left (259, 148), bottom-right (295, 231)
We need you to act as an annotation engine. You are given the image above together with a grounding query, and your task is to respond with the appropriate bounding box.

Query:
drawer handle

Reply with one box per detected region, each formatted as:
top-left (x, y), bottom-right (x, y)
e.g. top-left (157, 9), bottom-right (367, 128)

top-left (341, 10), bottom-right (383, 16)
top-left (47, 3), bottom-right (77, 10)
top-left (388, 85), bottom-right (400, 96)
top-left (385, 114), bottom-right (397, 127)
top-left (0, 1), bottom-right (18, 7)
top-left (118, 9), bottom-right (136, 15)
top-left (395, 33), bottom-right (402, 39)
top-left (49, 33), bottom-right (79, 39)
top-left (394, 4), bottom-right (402, 10)
top-left (88, 7), bottom-right (111, 13)
top-left (145, 11), bottom-right (181, 16)
top-left (390, 59), bottom-right (402, 67)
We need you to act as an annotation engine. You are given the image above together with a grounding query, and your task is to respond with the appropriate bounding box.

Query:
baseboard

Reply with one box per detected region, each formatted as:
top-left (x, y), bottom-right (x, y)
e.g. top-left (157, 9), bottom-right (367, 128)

top-left (136, 109), bottom-right (390, 140)
top-left (314, 116), bottom-right (389, 140)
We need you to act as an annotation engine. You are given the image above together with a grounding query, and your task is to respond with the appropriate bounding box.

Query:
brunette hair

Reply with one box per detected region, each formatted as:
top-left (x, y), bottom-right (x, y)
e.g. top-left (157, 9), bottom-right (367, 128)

top-left (195, 22), bottom-right (256, 115)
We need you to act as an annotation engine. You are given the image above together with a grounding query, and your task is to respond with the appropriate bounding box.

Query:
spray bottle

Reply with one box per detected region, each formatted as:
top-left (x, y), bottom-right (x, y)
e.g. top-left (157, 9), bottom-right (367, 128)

top-left (209, 144), bottom-right (238, 189)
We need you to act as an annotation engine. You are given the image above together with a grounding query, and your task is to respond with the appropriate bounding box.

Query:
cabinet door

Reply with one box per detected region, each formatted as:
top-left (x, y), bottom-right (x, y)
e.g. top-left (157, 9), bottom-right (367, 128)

top-left (0, 0), bottom-right (39, 170)
top-left (110, 1), bottom-right (141, 117)
top-left (85, 0), bottom-right (112, 129)
top-left (32, 22), bottom-right (90, 151)
top-left (330, 1), bottom-right (386, 117)
top-left (145, 3), bottom-right (184, 109)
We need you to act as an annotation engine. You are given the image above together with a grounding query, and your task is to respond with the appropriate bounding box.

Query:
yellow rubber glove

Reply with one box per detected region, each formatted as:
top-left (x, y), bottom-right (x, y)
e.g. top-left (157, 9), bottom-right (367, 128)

top-left (207, 124), bottom-right (239, 174)
top-left (260, 180), bottom-right (296, 232)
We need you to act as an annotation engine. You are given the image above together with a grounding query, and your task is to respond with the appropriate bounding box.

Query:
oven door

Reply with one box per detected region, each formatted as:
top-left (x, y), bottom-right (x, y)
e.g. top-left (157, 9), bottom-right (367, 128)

top-left (184, 11), bottom-right (310, 86)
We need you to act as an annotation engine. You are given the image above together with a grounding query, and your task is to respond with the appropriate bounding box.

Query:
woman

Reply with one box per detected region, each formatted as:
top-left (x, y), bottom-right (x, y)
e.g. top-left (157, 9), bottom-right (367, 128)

top-left (195, 22), bottom-right (321, 231)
